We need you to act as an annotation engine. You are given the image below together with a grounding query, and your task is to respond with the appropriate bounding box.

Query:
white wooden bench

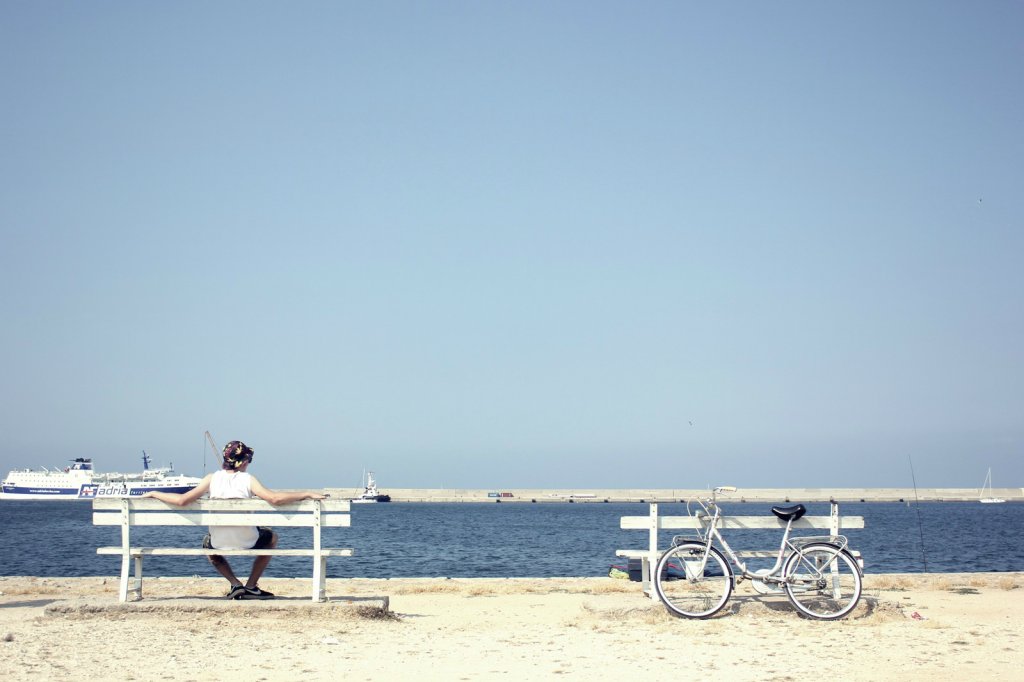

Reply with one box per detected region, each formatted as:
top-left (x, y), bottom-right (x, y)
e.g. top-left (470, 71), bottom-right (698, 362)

top-left (94, 498), bottom-right (353, 602)
top-left (617, 502), bottom-right (865, 599)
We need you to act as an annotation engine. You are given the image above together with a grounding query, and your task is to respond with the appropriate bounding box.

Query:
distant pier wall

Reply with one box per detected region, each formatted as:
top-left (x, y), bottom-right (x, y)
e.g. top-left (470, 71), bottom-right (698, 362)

top-left (324, 487), bottom-right (1024, 503)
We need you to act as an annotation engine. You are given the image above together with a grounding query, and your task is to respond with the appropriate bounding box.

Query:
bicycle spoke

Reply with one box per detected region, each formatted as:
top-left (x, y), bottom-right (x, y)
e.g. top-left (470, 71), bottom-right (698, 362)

top-left (783, 543), bottom-right (862, 620)
top-left (653, 544), bottom-right (732, 619)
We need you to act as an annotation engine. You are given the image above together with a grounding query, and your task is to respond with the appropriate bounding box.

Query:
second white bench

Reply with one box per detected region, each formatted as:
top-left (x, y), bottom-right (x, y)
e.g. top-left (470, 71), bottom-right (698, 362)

top-left (617, 501), bottom-right (865, 599)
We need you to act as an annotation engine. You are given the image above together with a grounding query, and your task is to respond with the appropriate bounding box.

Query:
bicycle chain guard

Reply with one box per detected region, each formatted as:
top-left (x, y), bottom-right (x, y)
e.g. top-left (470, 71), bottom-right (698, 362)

top-left (750, 568), bottom-right (784, 595)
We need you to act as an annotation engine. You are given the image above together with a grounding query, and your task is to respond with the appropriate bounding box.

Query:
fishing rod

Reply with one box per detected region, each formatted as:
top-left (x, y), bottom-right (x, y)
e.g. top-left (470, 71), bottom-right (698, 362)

top-left (203, 431), bottom-right (220, 475)
top-left (908, 455), bottom-right (928, 572)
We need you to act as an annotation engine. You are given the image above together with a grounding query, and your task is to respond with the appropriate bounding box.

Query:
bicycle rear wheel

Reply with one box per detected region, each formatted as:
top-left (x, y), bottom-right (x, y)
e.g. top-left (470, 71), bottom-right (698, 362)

top-left (783, 542), bottom-right (862, 620)
top-left (653, 543), bottom-right (732, 619)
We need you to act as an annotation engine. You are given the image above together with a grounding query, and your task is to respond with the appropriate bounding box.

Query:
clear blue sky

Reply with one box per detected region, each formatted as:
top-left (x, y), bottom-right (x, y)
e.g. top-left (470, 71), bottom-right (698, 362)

top-left (1, 2), bottom-right (1021, 490)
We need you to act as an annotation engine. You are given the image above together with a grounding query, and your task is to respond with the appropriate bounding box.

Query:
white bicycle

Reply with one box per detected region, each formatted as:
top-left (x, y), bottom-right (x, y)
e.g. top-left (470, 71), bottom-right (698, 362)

top-left (653, 487), bottom-right (863, 620)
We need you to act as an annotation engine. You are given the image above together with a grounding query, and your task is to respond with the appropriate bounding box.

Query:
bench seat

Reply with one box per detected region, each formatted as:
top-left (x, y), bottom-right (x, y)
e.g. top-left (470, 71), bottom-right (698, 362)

top-left (97, 547), bottom-right (354, 557)
top-left (615, 548), bottom-right (785, 560)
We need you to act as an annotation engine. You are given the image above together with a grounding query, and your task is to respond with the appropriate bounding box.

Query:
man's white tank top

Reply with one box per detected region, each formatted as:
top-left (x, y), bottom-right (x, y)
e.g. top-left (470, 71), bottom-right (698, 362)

top-left (208, 470), bottom-right (259, 550)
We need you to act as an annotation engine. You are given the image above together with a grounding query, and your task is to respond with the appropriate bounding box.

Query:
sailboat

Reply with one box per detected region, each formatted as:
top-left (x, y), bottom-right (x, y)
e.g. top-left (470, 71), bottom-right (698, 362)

top-left (980, 468), bottom-right (1006, 504)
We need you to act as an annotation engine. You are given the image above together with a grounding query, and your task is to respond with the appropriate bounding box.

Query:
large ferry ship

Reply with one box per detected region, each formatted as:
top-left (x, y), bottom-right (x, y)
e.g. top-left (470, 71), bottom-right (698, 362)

top-left (0, 452), bottom-right (201, 500)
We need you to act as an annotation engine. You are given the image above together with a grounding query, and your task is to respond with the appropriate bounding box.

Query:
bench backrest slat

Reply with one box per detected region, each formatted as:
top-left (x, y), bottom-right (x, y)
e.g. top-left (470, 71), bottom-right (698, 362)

top-left (93, 498), bottom-right (350, 531)
top-left (620, 515), bottom-right (865, 530)
top-left (93, 511), bottom-right (351, 528)
top-left (92, 498), bottom-right (350, 512)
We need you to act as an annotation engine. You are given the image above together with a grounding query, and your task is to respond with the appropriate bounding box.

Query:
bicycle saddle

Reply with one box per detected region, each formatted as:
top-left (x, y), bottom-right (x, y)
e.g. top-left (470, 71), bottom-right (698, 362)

top-left (770, 504), bottom-right (806, 521)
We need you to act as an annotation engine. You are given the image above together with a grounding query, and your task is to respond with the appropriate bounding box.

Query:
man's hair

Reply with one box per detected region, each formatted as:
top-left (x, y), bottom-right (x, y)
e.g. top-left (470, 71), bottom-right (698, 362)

top-left (222, 441), bottom-right (254, 470)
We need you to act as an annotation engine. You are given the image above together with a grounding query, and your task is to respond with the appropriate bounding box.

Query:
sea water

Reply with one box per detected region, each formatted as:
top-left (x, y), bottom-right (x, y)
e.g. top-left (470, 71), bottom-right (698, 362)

top-left (1, 500), bottom-right (1022, 579)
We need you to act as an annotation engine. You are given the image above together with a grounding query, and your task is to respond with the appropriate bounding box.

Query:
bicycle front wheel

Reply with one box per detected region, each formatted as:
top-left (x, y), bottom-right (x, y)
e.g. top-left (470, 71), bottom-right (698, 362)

top-left (783, 542), bottom-right (862, 620)
top-left (653, 543), bottom-right (733, 619)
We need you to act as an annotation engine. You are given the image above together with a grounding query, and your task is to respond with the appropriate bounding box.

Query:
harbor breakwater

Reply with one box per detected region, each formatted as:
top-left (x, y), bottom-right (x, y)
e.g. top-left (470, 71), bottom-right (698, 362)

top-left (325, 487), bottom-right (1024, 503)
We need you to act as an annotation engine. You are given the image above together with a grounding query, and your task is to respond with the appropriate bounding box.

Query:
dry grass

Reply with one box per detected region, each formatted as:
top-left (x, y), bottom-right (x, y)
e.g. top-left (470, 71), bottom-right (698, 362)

top-left (574, 601), bottom-right (683, 634)
top-left (384, 581), bottom-right (470, 595)
top-left (372, 577), bottom-right (638, 597)
top-left (863, 573), bottom-right (1024, 593)
top-left (914, 619), bottom-right (952, 630)
top-left (861, 599), bottom-right (906, 623)
top-left (4, 573), bottom-right (1023, 604)
top-left (867, 575), bottom-right (914, 591)
top-left (949, 587), bottom-right (981, 595)
top-left (997, 575), bottom-right (1020, 590)
top-left (353, 605), bottom-right (400, 620)
top-left (0, 578), bottom-right (77, 597)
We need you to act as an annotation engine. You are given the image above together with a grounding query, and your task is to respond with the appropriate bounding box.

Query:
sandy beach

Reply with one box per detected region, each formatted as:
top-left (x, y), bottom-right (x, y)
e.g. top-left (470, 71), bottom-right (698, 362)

top-left (1, 573), bottom-right (1021, 680)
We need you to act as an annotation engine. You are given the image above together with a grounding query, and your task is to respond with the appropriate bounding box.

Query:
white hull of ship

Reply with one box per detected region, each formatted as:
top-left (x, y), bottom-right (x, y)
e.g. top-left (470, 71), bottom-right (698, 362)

top-left (2, 454), bottom-right (200, 501)
top-left (351, 470), bottom-right (390, 503)
top-left (0, 481), bottom-right (200, 500)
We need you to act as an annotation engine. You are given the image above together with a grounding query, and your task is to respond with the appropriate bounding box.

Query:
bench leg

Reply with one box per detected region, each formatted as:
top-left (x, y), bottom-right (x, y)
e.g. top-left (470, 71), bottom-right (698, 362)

top-left (133, 555), bottom-right (144, 600)
top-left (118, 556), bottom-right (131, 602)
top-left (641, 557), bottom-right (654, 601)
top-left (312, 556), bottom-right (327, 602)
top-left (119, 555), bottom-right (144, 602)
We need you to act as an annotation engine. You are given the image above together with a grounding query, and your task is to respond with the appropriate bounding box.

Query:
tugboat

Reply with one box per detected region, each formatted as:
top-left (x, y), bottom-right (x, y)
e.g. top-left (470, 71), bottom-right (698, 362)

top-left (352, 470), bottom-right (391, 504)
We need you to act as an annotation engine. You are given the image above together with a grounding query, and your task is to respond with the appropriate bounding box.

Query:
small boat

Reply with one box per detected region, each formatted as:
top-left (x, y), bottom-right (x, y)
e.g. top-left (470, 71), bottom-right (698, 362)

top-left (980, 468), bottom-right (1006, 504)
top-left (352, 471), bottom-right (391, 504)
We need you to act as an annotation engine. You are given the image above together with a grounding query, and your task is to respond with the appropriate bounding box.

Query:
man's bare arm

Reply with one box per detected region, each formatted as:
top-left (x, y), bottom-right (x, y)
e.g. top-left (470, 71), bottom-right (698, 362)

top-left (249, 477), bottom-right (326, 506)
top-left (143, 474), bottom-right (212, 506)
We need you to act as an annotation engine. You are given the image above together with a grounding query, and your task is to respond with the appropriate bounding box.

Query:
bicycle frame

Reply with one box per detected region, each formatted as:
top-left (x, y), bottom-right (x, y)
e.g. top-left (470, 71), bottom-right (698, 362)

top-left (654, 487), bottom-right (864, 619)
top-left (680, 488), bottom-right (851, 586)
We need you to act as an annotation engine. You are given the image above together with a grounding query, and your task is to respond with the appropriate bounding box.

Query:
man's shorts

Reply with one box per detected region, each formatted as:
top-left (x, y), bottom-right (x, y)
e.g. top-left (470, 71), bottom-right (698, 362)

top-left (202, 527), bottom-right (275, 551)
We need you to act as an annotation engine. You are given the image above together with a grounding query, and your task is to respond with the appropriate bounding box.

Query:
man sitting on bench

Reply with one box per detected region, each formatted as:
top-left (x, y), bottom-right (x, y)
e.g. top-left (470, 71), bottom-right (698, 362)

top-left (144, 440), bottom-right (326, 600)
